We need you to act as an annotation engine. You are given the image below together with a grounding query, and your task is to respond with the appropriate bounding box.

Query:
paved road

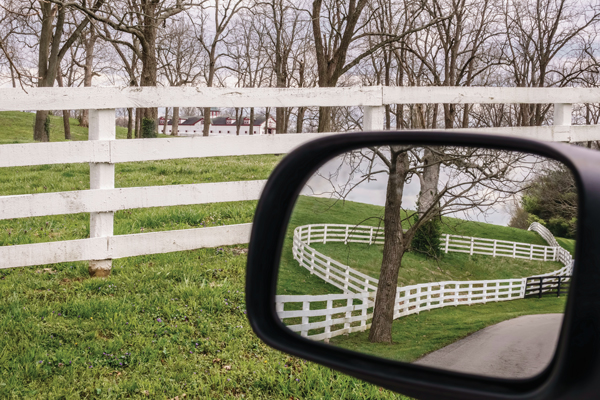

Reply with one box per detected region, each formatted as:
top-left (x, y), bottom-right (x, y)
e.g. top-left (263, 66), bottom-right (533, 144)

top-left (414, 314), bottom-right (563, 378)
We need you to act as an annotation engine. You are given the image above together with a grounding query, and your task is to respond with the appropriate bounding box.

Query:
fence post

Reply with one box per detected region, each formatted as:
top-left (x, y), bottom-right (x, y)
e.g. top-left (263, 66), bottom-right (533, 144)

top-left (323, 225), bottom-right (327, 244)
top-left (554, 103), bottom-right (572, 140)
top-left (445, 234), bottom-right (449, 253)
top-left (324, 299), bottom-right (333, 342)
top-left (363, 106), bottom-right (385, 131)
top-left (307, 225), bottom-right (312, 245)
top-left (88, 109), bottom-right (115, 278)
top-left (344, 298), bottom-right (352, 332)
top-left (544, 247), bottom-right (547, 261)
top-left (513, 242), bottom-right (517, 258)
top-left (530, 245), bottom-right (533, 260)
top-left (493, 240), bottom-right (497, 257)
top-left (369, 227), bottom-right (373, 245)
top-left (301, 301), bottom-right (310, 337)
top-left (344, 226), bottom-right (349, 245)
top-left (470, 237), bottom-right (474, 255)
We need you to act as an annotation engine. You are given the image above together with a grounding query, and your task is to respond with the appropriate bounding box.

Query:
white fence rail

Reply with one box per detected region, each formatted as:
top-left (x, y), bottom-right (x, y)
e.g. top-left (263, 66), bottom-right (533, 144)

top-left (279, 223), bottom-right (573, 341)
top-left (0, 86), bottom-right (586, 273)
top-left (442, 234), bottom-right (559, 261)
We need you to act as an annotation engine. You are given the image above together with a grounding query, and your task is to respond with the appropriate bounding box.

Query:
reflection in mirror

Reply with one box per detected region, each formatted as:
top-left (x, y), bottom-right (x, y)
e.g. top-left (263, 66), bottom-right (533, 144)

top-left (276, 145), bottom-right (576, 379)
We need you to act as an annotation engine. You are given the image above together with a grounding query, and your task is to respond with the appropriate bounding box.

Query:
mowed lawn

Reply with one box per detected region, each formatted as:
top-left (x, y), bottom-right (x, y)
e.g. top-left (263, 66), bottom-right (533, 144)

top-left (0, 114), bottom-right (409, 399)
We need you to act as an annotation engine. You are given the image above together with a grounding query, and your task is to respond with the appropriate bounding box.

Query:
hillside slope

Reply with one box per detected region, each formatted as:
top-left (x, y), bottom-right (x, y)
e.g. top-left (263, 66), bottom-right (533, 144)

top-left (278, 196), bottom-right (566, 294)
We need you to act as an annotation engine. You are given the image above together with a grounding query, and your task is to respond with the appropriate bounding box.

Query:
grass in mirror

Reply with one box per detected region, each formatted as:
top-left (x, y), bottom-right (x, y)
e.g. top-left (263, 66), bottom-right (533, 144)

top-left (0, 113), bottom-right (408, 398)
top-left (277, 196), bottom-right (572, 364)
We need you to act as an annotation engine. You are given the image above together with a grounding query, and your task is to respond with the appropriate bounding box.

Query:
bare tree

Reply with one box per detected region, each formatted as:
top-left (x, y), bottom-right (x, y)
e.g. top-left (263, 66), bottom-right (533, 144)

top-left (49, 0), bottom-right (203, 137)
top-left (503, 0), bottom-right (600, 126)
top-left (30, 0), bottom-right (103, 141)
top-left (157, 15), bottom-right (203, 136)
top-left (196, 0), bottom-right (244, 136)
top-left (313, 146), bottom-right (536, 342)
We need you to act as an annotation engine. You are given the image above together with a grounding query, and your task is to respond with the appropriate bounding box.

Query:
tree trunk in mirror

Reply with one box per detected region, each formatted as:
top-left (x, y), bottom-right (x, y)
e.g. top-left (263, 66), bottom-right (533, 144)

top-left (369, 148), bottom-right (410, 343)
top-left (417, 148), bottom-right (441, 216)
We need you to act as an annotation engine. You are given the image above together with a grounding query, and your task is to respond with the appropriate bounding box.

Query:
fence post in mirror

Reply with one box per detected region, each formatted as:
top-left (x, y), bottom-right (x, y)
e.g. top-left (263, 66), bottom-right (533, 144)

top-left (247, 131), bottom-right (600, 400)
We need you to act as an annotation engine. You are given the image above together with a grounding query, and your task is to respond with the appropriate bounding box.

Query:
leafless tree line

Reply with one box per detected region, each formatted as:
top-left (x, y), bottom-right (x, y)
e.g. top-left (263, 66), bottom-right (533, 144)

top-left (0, 0), bottom-right (599, 141)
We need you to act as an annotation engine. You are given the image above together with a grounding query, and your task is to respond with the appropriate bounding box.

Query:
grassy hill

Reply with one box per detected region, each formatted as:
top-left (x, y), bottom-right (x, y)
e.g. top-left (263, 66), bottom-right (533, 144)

top-left (277, 196), bottom-right (567, 295)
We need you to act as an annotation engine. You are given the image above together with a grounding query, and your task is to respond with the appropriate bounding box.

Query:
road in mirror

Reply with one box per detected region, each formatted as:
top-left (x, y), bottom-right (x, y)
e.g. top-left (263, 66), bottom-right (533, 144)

top-left (276, 145), bottom-right (576, 379)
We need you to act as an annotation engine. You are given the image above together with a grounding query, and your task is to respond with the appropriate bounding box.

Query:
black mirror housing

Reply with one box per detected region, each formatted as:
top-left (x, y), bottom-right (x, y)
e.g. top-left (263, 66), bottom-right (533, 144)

top-left (245, 131), bottom-right (600, 400)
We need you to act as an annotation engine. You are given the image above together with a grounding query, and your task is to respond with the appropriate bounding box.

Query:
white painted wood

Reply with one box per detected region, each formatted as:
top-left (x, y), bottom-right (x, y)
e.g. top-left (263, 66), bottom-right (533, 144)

top-left (88, 109), bottom-right (116, 275)
top-left (0, 86), bottom-right (383, 111)
top-left (418, 125), bottom-right (600, 142)
top-left (0, 224), bottom-right (252, 269)
top-left (554, 104), bottom-right (572, 127)
top-left (0, 237), bottom-right (108, 269)
top-left (0, 133), bottom-right (342, 168)
top-left (0, 180), bottom-right (266, 220)
top-left (0, 141), bottom-right (108, 168)
top-left (363, 106), bottom-right (385, 131)
top-left (383, 86), bottom-right (600, 104)
top-left (110, 223), bottom-right (252, 259)
top-left (109, 133), bottom-right (336, 163)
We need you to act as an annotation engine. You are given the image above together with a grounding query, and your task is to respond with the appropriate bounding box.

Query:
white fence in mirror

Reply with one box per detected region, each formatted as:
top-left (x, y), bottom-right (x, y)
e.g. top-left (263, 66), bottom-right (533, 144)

top-left (278, 223), bottom-right (574, 341)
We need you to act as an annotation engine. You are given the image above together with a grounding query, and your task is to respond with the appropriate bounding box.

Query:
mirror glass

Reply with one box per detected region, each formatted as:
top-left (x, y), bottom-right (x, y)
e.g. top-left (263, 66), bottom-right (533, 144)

top-left (276, 145), bottom-right (576, 379)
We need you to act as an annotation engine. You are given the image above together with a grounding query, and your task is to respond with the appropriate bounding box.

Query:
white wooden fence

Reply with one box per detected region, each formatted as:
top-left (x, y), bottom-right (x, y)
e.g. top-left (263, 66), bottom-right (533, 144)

top-left (0, 86), bottom-right (589, 273)
top-left (278, 223), bottom-right (573, 341)
top-left (442, 234), bottom-right (559, 261)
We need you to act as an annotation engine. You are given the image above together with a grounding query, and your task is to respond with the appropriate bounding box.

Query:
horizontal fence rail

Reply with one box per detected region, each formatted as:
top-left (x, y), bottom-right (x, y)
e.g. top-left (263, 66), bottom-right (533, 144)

top-left (279, 223), bottom-right (574, 341)
top-left (0, 224), bottom-right (252, 270)
top-left (3, 86), bottom-right (600, 111)
top-left (442, 234), bottom-right (558, 261)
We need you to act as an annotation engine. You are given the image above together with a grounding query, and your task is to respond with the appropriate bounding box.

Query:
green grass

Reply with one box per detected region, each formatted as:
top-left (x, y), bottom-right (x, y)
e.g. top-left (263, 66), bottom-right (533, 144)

top-left (330, 296), bottom-right (566, 363)
top-left (0, 131), bottom-right (406, 398)
top-left (0, 249), bottom-right (408, 399)
top-left (0, 112), bottom-right (571, 398)
top-left (1, 111), bottom-right (122, 143)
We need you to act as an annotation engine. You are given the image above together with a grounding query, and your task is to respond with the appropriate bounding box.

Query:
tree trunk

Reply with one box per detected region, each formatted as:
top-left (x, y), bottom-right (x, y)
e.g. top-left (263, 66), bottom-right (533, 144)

top-left (369, 148), bottom-right (410, 343)
top-left (276, 107), bottom-right (286, 134)
top-left (265, 108), bottom-right (271, 134)
top-left (235, 108), bottom-right (242, 135)
top-left (203, 107), bottom-right (211, 136)
top-left (127, 108), bottom-right (133, 139)
top-left (163, 107), bottom-right (169, 135)
top-left (139, 3), bottom-right (159, 137)
top-left (318, 106), bottom-right (331, 132)
top-left (249, 108), bottom-right (255, 135)
top-left (417, 148), bottom-right (440, 216)
top-left (135, 107), bottom-right (142, 138)
top-left (296, 107), bottom-right (305, 133)
top-left (34, 3), bottom-right (57, 142)
top-left (79, 26), bottom-right (97, 128)
top-left (172, 107), bottom-right (180, 136)
top-left (56, 69), bottom-right (71, 140)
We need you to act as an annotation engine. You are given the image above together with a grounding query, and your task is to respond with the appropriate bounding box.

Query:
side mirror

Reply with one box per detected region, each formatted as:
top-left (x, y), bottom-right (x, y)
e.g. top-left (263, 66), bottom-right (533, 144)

top-left (245, 131), bottom-right (600, 400)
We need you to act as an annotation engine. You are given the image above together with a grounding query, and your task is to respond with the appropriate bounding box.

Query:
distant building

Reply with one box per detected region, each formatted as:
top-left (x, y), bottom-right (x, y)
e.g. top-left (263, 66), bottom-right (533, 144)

top-left (159, 109), bottom-right (276, 135)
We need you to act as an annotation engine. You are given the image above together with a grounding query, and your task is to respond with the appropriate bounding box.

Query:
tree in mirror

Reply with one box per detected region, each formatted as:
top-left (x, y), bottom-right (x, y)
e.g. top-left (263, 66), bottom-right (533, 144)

top-left (277, 145), bottom-right (576, 379)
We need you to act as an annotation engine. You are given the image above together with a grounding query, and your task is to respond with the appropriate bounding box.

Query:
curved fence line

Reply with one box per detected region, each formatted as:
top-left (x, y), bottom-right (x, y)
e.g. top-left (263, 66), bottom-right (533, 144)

top-left (278, 223), bottom-right (574, 341)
